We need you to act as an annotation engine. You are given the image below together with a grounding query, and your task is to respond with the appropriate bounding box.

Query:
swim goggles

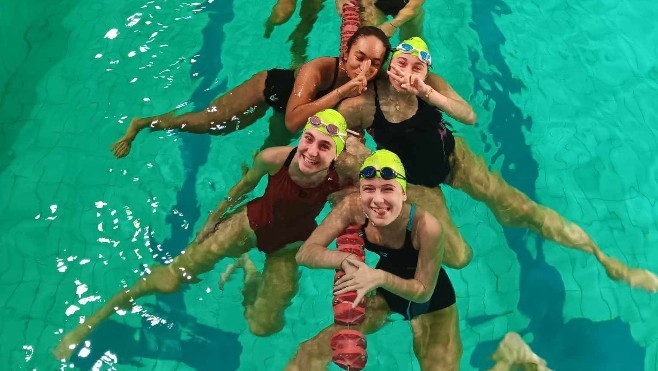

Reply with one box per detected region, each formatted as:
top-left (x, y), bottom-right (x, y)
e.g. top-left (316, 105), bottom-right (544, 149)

top-left (394, 43), bottom-right (432, 66)
top-left (359, 166), bottom-right (406, 181)
top-left (307, 116), bottom-right (360, 140)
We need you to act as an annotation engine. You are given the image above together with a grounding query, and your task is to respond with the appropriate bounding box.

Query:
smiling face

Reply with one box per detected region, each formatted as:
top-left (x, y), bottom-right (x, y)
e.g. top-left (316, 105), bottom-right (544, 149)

top-left (359, 177), bottom-right (407, 227)
top-left (389, 53), bottom-right (429, 91)
top-left (297, 128), bottom-right (338, 174)
top-left (344, 35), bottom-right (387, 81)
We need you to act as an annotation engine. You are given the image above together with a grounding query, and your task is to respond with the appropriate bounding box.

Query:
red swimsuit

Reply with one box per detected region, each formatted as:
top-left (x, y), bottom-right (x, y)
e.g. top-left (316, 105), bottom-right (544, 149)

top-left (247, 148), bottom-right (341, 254)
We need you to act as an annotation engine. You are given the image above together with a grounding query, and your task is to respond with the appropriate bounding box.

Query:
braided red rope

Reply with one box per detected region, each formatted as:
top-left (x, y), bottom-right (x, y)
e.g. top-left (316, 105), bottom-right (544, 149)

top-left (332, 224), bottom-right (368, 370)
top-left (340, 0), bottom-right (361, 58)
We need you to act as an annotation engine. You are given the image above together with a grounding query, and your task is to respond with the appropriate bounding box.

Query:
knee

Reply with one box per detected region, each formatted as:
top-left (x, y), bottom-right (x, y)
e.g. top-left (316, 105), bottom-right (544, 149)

top-left (420, 343), bottom-right (462, 371)
top-left (247, 315), bottom-right (285, 337)
top-left (444, 245), bottom-right (473, 269)
top-left (269, 2), bottom-right (296, 24)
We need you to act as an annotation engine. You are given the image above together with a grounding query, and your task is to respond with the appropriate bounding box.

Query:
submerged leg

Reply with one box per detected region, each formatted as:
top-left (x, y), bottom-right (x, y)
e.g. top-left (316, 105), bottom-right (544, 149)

top-left (264, 0), bottom-right (298, 38)
top-left (410, 304), bottom-right (462, 371)
top-left (288, 0), bottom-right (326, 69)
top-left (448, 137), bottom-right (658, 292)
top-left (407, 185), bottom-right (473, 269)
top-left (285, 294), bottom-right (390, 370)
top-left (489, 332), bottom-right (549, 371)
top-left (243, 244), bottom-right (301, 336)
top-left (53, 211), bottom-right (256, 360)
top-left (111, 72), bottom-right (270, 158)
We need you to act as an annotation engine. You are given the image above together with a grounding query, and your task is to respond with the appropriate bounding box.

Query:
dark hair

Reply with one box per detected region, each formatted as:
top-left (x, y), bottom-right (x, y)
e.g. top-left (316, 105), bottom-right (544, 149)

top-left (345, 26), bottom-right (392, 62)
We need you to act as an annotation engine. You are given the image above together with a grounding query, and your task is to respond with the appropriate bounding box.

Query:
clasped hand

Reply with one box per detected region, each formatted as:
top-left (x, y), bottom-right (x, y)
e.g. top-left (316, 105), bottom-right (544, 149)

top-left (334, 258), bottom-right (381, 307)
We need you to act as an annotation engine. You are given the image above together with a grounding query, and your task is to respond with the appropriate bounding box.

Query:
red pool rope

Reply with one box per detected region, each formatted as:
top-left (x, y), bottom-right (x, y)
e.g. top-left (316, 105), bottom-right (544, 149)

top-left (340, 0), bottom-right (361, 58)
top-left (332, 223), bottom-right (368, 370)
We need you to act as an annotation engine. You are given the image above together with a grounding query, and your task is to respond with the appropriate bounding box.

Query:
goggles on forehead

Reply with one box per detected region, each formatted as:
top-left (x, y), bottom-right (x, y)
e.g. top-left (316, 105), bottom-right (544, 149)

top-left (307, 116), bottom-right (360, 141)
top-left (394, 43), bottom-right (432, 66)
top-left (359, 166), bottom-right (406, 181)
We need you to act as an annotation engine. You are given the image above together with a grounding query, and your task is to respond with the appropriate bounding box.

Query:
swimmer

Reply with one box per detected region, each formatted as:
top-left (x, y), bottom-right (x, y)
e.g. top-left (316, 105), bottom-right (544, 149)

top-left (336, 0), bottom-right (426, 39)
top-left (55, 110), bottom-right (357, 360)
top-left (110, 26), bottom-right (389, 158)
top-left (338, 36), bottom-right (658, 292)
top-left (287, 150), bottom-right (462, 370)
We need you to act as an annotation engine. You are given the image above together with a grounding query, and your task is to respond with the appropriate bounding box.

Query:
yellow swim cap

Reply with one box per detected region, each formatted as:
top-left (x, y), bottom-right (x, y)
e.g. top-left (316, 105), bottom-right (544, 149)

top-left (360, 149), bottom-right (407, 192)
top-left (392, 37), bottom-right (431, 66)
top-left (303, 109), bottom-right (348, 155)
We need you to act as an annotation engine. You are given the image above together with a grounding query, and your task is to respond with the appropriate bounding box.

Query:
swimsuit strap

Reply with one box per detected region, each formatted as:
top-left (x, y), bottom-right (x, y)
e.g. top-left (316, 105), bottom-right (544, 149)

top-left (407, 203), bottom-right (416, 232)
top-left (283, 147), bottom-right (297, 167)
top-left (329, 57), bottom-right (340, 90)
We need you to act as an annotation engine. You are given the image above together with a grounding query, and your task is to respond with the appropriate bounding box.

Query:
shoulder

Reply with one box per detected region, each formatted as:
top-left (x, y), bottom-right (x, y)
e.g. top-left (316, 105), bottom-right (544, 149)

top-left (298, 57), bottom-right (337, 75)
top-left (257, 146), bottom-right (295, 170)
top-left (413, 206), bottom-right (442, 243)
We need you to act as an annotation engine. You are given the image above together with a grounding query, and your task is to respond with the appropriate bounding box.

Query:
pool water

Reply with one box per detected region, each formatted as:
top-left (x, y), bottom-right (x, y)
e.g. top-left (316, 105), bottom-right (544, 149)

top-left (1, 0), bottom-right (657, 369)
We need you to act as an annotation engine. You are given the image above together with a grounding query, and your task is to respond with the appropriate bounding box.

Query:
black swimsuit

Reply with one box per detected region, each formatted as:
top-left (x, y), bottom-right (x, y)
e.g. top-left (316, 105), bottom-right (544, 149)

top-left (263, 57), bottom-right (339, 112)
top-left (362, 204), bottom-right (456, 320)
top-left (370, 82), bottom-right (456, 188)
top-left (375, 0), bottom-right (408, 16)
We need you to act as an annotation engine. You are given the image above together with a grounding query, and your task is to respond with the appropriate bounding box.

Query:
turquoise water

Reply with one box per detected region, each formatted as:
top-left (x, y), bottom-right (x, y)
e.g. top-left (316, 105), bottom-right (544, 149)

top-left (1, 0), bottom-right (657, 369)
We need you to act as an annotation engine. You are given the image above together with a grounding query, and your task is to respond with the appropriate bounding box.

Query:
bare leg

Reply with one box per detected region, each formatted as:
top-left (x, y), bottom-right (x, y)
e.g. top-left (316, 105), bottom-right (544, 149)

top-left (53, 211), bottom-right (256, 360)
top-left (410, 304), bottom-right (462, 371)
top-left (407, 185), bottom-right (473, 269)
top-left (285, 294), bottom-right (390, 370)
top-left (289, 0), bottom-right (326, 69)
top-left (489, 333), bottom-right (549, 371)
top-left (242, 244), bottom-right (302, 336)
top-left (111, 72), bottom-right (270, 158)
top-left (399, 8), bottom-right (424, 40)
top-left (260, 111), bottom-right (297, 150)
top-left (264, 0), bottom-right (298, 38)
top-left (448, 137), bottom-right (658, 292)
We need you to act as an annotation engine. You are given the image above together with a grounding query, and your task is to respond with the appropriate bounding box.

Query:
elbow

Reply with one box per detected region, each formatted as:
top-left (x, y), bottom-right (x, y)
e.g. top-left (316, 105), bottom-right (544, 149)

top-left (284, 115), bottom-right (303, 134)
top-left (463, 110), bottom-right (477, 125)
top-left (412, 283), bottom-right (433, 303)
top-left (295, 249), bottom-right (308, 266)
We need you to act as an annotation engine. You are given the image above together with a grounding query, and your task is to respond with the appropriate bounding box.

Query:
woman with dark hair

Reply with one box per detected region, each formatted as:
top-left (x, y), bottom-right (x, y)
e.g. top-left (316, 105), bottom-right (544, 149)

top-left (111, 26), bottom-right (391, 158)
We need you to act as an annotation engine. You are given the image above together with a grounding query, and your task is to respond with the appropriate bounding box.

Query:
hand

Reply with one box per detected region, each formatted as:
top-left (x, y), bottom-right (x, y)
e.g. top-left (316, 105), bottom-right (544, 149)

top-left (337, 60), bottom-right (371, 99)
top-left (334, 259), bottom-right (381, 307)
top-left (335, 0), bottom-right (354, 16)
top-left (378, 22), bottom-right (397, 38)
top-left (387, 64), bottom-right (429, 96)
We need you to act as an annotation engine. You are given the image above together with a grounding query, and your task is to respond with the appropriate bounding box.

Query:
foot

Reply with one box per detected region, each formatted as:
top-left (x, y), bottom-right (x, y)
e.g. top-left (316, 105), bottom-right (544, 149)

top-left (218, 254), bottom-right (256, 290)
top-left (600, 255), bottom-right (658, 293)
top-left (490, 333), bottom-right (549, 371)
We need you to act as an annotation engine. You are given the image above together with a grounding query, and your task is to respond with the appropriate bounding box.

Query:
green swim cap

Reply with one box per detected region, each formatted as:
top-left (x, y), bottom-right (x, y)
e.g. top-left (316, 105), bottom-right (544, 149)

top-left (303, 109), bottom-right (348, 155)
top-left (392, 37), bottom-right (431, 66)
top-left (360, 149), bottom-right (407, 192)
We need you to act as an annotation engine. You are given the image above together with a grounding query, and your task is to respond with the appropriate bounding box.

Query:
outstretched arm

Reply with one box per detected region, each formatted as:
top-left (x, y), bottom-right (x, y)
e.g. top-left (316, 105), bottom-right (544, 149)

top-left (196, 148), bottom-right (284, 242)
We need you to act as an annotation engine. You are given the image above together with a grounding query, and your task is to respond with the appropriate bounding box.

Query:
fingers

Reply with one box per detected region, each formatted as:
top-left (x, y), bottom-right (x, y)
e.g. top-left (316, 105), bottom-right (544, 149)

top-left (352, 291), bottom-right (366, 308)
top-left (358, 60), bottom-right (371, 77)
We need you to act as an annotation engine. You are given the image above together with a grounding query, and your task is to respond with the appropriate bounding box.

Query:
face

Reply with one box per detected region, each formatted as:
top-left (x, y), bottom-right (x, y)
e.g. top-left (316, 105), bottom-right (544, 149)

top-left (297, 128), bottom-right (338, 174)
top-left (389, 54), bottom-right (429, 90)
top-left (359, 177), bottom-right (407, 227)
top-left (344, 35), bottom-right (387, 81)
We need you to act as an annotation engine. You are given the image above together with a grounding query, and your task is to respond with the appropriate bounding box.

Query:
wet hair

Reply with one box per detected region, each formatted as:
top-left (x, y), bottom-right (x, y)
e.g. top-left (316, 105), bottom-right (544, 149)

top-left (345, 26), bottom-right (392, 62)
